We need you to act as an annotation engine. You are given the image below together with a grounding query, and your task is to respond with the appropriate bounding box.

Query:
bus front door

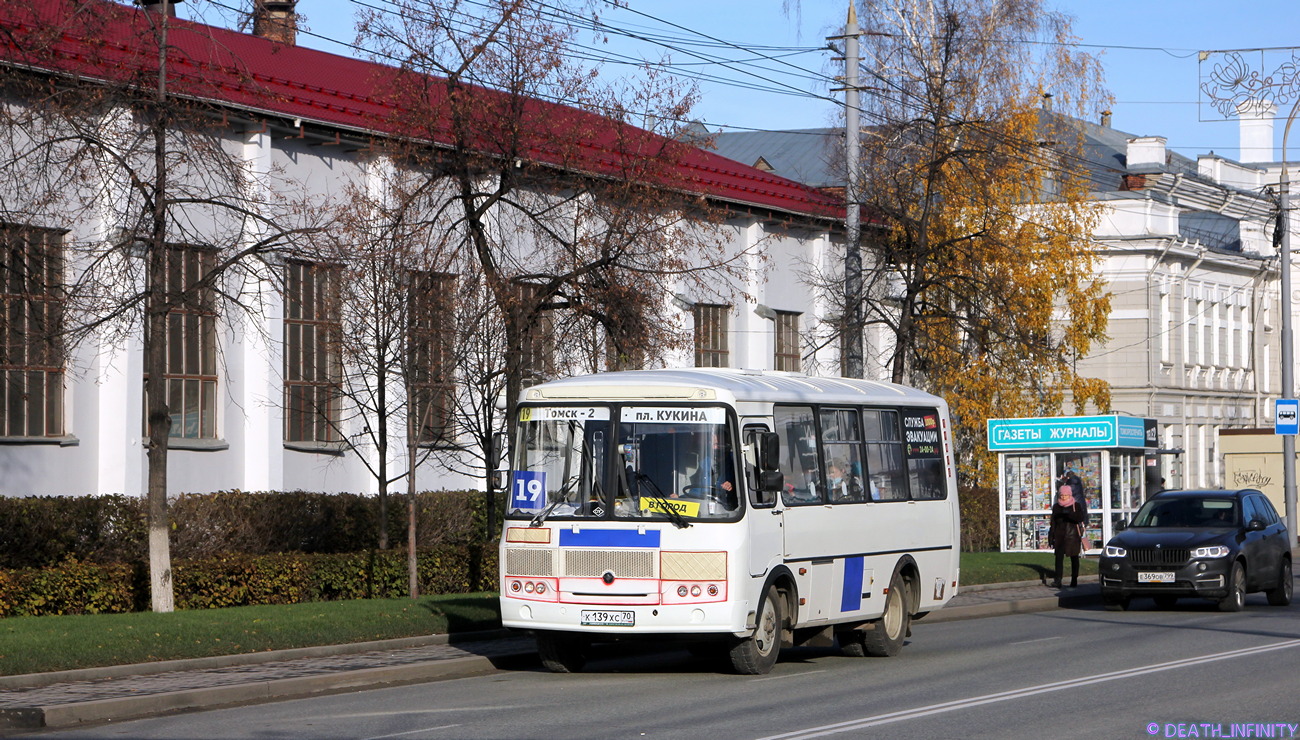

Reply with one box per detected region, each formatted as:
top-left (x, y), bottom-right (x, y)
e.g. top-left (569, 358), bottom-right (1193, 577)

top-left (744, 423), bottom-right (783, 577)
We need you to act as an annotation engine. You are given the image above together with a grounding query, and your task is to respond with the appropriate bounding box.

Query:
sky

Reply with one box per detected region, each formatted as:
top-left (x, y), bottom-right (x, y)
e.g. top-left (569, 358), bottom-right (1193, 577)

top-left (183, 0), bottom-right (1300, 161)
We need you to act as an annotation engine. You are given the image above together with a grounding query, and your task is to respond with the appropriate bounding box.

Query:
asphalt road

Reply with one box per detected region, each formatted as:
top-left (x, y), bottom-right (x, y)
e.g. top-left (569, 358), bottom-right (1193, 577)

top-left (27, 593), bottom-right (1300, 740)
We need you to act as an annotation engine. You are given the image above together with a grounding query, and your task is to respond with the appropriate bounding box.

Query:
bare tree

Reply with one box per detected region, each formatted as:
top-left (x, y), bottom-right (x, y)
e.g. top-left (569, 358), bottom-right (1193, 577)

top-left (352, 0), bottom-right (749, 506)
top-left (307, 164), bottom-right (458, 559)
top-left (0, 1), bottom-right (324, 610)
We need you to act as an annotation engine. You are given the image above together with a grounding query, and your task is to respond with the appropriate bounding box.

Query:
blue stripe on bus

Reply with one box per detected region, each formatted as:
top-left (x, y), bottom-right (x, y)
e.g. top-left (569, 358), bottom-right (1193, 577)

top-left (558, 529), bottom-right (662, 548)
top-left (841, 556), bottom-right (864, 612)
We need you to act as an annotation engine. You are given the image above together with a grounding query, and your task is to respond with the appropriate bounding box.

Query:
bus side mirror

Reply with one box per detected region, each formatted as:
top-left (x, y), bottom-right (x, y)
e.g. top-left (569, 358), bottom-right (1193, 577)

top-left (758, 470), bottom-right (784, 495)
top-left (489, 431), bottom-right (508, 492)
top-left (758, 432), bottom-right (780, 470)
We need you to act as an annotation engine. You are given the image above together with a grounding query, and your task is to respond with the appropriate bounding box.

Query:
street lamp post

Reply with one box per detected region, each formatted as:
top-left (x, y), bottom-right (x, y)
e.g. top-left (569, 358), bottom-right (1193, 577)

top-left (1280, 102), bottom-right (1298, 549)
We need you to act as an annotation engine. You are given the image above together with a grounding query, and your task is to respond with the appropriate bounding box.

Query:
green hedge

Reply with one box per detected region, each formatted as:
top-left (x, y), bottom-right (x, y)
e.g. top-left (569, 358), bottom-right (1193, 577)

top-left (0, 546), bottom-right (499, 617)
top-left (0, 490), bottom-right (492, 570)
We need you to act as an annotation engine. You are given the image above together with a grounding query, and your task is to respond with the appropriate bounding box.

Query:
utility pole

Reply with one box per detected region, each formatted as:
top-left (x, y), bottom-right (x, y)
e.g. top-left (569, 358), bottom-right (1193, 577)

top-left (830, 2), bottom-right (863, 378)
top-left (1281, 107), bottom-right (1297, 549)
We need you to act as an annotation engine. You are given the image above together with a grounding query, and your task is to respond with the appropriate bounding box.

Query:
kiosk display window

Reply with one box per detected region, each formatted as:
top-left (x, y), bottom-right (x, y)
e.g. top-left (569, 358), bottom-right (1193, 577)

top-left (989, 415), bottom-right (1159, 553)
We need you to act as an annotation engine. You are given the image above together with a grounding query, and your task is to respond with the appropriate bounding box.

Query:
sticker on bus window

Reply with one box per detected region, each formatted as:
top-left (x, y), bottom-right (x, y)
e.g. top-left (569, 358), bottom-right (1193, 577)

top-left (639, 496), bottom-right (701, 518)
top-left (620, 407), bottom-right (725, 425)
top-left (903, 408), bottom-right (943, 458)
top-left (520, 407), bottom-right (610, 422)
top-left (511, 471), bottom-right (547, 511)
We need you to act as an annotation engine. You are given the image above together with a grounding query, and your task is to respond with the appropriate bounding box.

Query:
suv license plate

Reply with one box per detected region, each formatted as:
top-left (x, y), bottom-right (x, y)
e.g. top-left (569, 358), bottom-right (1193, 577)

top-left (1138, 572), bottom-right (1175, 583)
top-left (581, 610), bottom-right (634, 626)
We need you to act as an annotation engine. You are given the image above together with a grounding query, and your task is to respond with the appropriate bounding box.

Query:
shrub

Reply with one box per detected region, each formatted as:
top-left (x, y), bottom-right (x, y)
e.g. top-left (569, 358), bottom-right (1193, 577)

top-left (0, 495), bottom-right (146, 570)
top-left (0, 490), bottom-right (493, 570)
top-left (0, 544), bottom-right (499, 617)
top-left (959, 485), bottom-right (1000, 552)
top-left (0, 560), bottom-right (135, 617)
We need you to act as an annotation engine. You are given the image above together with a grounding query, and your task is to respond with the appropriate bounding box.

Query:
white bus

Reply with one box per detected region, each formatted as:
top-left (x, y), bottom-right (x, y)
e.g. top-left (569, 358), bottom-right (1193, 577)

top-left (499, 368), bottom-right (960, 674)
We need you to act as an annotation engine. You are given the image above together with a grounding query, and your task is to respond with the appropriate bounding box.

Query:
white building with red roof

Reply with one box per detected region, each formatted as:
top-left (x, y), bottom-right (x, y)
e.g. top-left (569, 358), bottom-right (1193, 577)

top-left (0, 0), bottom-right (851, 496)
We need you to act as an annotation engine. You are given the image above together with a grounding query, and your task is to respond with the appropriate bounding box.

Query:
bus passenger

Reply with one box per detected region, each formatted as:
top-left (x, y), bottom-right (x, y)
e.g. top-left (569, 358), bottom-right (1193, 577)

top-left (827, 460), bottom-right (862, 502)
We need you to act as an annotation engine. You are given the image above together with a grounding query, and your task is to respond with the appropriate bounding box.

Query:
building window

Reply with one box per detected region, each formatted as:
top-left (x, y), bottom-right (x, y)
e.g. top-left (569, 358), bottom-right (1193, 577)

top-left (285, 260), bottom-right (341, 443)
top-left (150, 245), bottom-right (217, 439)
top-left (693, 304), bottom-right (729, 368)
top-left (408, 271), bottom-right (455, 446)
top-left (0, 225), bottom-right (64, 437)
top-left (514, 281), bottom-right (555, 386)
top-left (774, 310), bottom-right (801, 372)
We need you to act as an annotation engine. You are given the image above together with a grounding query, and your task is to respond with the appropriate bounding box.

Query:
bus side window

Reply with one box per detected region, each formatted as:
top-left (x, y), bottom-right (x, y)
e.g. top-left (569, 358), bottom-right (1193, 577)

top-left (902, 407), bottom-right (948, 500)
top-left (774, 405), bottom-right (821, 505)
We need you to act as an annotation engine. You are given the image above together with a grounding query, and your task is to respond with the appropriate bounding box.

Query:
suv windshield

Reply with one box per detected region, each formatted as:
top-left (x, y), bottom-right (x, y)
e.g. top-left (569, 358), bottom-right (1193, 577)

top-left (508, 404), bottom-right (741, 522)
top-left (1131, 497), bottom-right (1238, 528)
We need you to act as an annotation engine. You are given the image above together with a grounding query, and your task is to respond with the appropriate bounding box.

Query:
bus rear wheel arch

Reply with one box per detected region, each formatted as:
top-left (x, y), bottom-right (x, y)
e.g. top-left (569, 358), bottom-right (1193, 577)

top-left (841, 565), bottom-right (916, 658)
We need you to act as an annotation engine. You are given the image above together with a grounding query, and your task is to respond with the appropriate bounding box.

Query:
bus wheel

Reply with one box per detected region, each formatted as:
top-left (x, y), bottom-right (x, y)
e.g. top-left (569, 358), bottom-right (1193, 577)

top-left (862, 572), bottom-right (910, 657)
top-left (536, 631), bottom-right (588, 673)
top-left (729, 585), bottom-right (782, 675)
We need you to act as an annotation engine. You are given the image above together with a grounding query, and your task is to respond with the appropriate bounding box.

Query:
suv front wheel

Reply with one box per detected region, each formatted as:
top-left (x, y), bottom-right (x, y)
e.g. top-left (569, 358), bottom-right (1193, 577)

top-left (1218, 561), bottom-right (1246, 612)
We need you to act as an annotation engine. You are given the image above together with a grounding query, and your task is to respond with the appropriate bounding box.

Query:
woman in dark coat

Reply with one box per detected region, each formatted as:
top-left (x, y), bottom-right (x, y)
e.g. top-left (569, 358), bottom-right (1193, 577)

top-left (1048, 484), bottom-right (1087, 588)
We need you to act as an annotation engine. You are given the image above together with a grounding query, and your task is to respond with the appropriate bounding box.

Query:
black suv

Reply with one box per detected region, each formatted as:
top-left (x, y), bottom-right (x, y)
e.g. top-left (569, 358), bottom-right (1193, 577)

top-left (1099, 488), bottom-right (1293, 611)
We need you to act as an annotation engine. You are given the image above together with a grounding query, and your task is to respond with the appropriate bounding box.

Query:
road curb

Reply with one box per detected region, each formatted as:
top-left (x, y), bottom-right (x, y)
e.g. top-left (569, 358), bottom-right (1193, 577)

top-left (0, 629), bottom-right (513, 692)
top-left (2, 652), bottom-right (531, 731)
top-left (923, 589), bottom-right (1096, 623)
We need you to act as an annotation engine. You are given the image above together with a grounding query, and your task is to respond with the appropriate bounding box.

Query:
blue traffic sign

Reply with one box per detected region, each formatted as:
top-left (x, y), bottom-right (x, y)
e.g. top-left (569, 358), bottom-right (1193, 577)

top-left (1275, 399), bottom-right (1299, 436)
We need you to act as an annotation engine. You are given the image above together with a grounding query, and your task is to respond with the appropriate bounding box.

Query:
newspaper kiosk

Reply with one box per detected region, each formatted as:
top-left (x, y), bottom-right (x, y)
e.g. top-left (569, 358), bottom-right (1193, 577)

top-left (988, 415), bottom-right (1160, 553)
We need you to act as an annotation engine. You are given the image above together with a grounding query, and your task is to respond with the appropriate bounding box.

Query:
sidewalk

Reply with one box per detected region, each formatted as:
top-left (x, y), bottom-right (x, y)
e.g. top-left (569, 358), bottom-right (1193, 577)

top-left (0, 578), bottom-right (1099, 733)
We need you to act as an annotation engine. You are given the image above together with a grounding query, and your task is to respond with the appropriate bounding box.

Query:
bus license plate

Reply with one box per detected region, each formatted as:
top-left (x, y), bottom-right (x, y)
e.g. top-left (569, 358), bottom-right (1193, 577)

top-left (1137, 572), bottom-right (1174, 583)
top-left (581, 610), bottom-right (635, 626)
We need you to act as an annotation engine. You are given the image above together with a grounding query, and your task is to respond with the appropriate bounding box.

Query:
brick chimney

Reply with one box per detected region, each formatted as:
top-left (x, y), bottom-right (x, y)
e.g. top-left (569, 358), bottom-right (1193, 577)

top-left (253, 0), bottom-right (297, 45)
top-left (137, 0), bottom-right (181, 17)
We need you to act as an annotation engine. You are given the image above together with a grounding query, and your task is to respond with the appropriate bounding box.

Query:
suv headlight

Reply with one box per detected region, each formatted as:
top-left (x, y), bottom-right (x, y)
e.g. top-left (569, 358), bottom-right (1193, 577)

top-left (1191, 545), bottom-right (1230, 559)
top-left (1104, 545), bottom-right (1126, 558)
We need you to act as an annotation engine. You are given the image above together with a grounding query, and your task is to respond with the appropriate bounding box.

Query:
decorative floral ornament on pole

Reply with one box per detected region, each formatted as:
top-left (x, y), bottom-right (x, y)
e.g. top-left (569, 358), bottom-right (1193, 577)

top-left (1200, 50), bottom-right (1300, 117)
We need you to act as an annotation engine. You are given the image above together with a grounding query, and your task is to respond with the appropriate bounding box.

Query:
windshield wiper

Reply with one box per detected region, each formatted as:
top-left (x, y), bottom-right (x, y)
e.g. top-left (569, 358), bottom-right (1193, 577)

top-left (635, 472), bottom-right (691, 529)
top-left (530, 474), bottom-right (580, 527)
top-left (529, 497), bottom-right (563, 528)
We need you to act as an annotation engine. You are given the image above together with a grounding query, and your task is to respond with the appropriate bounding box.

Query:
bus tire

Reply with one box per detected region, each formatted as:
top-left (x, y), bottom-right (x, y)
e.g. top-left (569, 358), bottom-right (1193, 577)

top-left (536, 631), bottom-right (588, 673)
top-left (862, 572), bottom-right (910, 657)
top-left (729, 584), bottom-right (782, 675)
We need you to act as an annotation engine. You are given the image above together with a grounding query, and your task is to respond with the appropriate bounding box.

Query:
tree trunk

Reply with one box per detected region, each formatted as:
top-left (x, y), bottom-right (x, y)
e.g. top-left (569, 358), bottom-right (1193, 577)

top-left (407, 434), bottom-right (419, 599)
top-left (144, 3), bottom-right (174, 613)
top-left (144, 329), bottom-right (174, 613)
top-left (377, 340), bottom-right (390, 550)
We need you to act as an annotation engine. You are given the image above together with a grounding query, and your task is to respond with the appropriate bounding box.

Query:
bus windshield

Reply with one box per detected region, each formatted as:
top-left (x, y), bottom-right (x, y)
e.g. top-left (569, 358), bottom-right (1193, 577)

top-left (508, 405), bottom-right (741, 522)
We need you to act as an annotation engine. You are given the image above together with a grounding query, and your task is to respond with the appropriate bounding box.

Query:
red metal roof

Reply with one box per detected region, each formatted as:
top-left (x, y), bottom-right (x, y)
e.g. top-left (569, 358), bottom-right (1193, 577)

top-left (0, 0), bottom-right (844, 221)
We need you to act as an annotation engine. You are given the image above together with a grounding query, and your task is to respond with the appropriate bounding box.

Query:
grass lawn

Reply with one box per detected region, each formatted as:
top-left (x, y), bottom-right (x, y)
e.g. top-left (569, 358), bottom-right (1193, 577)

top-left (0, 552), bottom-right (1090, 677)
top-left (0, 593), bottom-right (500, 677)
top-left (961, 550), bottom-right (1099, 586)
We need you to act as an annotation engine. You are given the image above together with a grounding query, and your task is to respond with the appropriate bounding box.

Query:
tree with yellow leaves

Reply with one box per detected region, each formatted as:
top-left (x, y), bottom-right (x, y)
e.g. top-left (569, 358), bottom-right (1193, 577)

top-left (843, 0), bottom-right (1113, 486)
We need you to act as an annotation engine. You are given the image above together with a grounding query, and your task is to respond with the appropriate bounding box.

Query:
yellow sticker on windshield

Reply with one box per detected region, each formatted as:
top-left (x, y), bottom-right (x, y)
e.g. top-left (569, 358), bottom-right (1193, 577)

top-left (639, 497), bottom-right (700, 518)
top-left (519, 407), bottom-right (532, 422)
